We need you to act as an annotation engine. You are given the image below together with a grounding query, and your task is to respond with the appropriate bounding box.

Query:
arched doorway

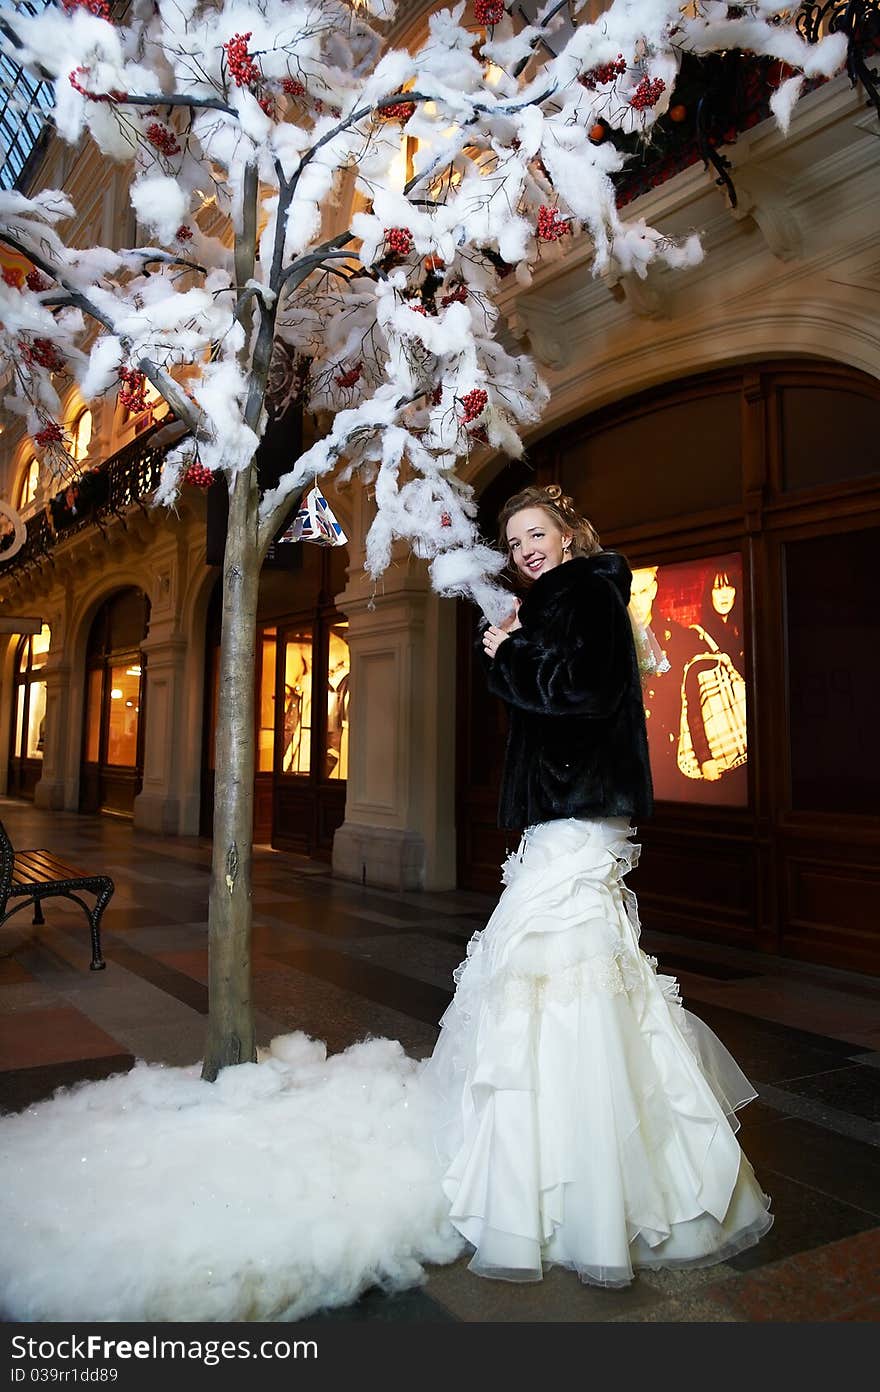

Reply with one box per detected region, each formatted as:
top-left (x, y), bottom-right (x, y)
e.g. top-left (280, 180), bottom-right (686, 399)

top-left (79, 588), bottom-right (150, 817)
top-left (458, 360), bottom-right (880, 975)
top-left (7, 624), bottom-right (50, 800)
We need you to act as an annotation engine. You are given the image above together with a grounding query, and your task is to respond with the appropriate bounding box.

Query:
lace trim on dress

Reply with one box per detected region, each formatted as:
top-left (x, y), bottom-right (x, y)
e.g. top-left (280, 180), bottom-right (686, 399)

top-left (484, 950), bottom-right (646, 1014)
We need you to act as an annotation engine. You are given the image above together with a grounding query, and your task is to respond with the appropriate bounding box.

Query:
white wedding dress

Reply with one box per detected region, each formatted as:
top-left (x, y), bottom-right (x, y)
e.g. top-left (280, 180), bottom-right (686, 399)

top-left (421, 816), bottom-right (773, 1287)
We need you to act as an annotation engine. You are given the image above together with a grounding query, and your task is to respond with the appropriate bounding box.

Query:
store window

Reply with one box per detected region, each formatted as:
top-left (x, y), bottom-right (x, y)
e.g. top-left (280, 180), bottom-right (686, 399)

top-left (630, 553), bottom-right (747, 806)
top-left (18, 457), bottom-right (40, 510)
top-left (10, 624), bottom-right (50, 768)
top-left (84, 592), bottom-right (147, 770)
top-left (80, 588), bottom-right (149, 817)
top-left (70, 407), bottom-right (92, 463)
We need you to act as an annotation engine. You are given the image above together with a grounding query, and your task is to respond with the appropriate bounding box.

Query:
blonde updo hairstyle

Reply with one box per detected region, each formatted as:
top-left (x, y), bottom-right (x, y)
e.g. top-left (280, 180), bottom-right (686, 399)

top-left (498, 484), bottom-right (601, 581)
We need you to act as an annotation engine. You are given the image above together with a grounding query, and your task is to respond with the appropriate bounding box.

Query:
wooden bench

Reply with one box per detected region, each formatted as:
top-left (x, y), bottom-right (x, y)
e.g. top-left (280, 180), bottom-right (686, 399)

top-left (0, 819), bottom-right (112, 970)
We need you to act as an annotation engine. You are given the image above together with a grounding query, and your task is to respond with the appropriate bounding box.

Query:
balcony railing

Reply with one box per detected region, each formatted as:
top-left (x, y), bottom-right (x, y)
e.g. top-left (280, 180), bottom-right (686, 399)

top-left (0, 423), bottom-right (178, 578)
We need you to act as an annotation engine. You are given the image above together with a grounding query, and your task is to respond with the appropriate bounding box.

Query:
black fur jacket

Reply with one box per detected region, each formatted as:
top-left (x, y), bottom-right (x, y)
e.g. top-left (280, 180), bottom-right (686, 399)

top-left (486, 552), bottom-right (653, 830)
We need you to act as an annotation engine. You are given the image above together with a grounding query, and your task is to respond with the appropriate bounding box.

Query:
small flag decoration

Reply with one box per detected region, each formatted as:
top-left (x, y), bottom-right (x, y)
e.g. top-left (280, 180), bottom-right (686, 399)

top-left (280, 486), bottom-right (347, 547)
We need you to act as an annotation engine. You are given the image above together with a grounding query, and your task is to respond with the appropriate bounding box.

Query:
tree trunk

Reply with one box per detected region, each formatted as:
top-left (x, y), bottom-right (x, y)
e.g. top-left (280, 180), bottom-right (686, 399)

top-left (202, 464), bottom-right (261, 1081)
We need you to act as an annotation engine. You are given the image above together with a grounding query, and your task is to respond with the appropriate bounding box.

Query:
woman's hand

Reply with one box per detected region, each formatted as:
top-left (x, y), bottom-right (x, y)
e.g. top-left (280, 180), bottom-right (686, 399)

top-left (483, 625), bottom-right (511, 659)
top-left (499, 599), bottom-right (521, 633)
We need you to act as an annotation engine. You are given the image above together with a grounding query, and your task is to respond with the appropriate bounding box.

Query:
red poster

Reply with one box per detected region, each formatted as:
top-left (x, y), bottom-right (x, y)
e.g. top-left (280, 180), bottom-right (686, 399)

top-left (630, 553), bottom-right (747, 806)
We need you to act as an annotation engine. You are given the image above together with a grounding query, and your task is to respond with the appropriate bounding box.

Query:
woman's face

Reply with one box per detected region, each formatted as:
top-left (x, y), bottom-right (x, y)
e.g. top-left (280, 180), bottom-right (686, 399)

top-left (712, 577), bottom-right (736, 617)
top-left (505, 507), bottom-right (570, 582)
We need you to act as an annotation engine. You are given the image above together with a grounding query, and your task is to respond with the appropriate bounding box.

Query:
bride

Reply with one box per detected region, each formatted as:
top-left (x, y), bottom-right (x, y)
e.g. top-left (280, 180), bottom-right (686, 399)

top-left (421, 484), bottom-right (772, 1288)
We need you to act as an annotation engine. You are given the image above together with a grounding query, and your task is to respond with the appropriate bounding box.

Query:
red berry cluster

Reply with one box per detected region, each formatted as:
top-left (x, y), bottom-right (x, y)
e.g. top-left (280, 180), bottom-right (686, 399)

top-left (441, 284), bottom-right (468, 307)
top-left (380, 100), bottom-right (416, 121)
top-left (536, 205), bottom-right (570, 242)
top-left (2, 267), bottom-right (24, 289)
top-left (26, 269), bottom-right (48, 291)
top-left (431, 384), bottom-right (443, 405)
top-left (335, 364), bottom-right (362, 389)
top-left (475, 0), bottom-right (505, 23)
top-left (282, 78), bottom-right (306, 98)
top-left (118, 367), bottom-right (148, 414)
top-left (409, 301), bottom-right (428, 316)
top-left (35, 422), bottom-right (64, 447)
top-left (68, 67), bottom-right (125, 103)
top-left (629, 76), bottom-right (666, 111)
top-left (62, 0), bottom-right (111, 16)
top-left (146, 123), bottom-right (181, 157)
top-left (469, 425), bottom-right (489, 445)
top-left (258, 95), bottom-right (274, 117)
top-left (580, 54), bottom-right (626, 90)
top-left (175, 225), bottom-right (193, 243)
top-left (224, 33), bottom-right (260, 89)
top-left (440, 511), bottom-right (452, 527)
top-left (183, 462), bottom-right (214, 489)
top-left (385, 227), bottom-right (414, 257)
top-left (460, 388), bottom-right (488, 423)
top-left (20, 338), bottom-right (65, 371)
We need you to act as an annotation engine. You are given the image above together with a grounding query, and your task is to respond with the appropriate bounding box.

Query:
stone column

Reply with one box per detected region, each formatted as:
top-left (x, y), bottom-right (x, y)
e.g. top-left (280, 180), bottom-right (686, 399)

top-left (33, 657), bottom-right (72, 812)
top-left (133, 623), bottom-right (190, 835)
top-left (332, 494), bottom-right (457, 891)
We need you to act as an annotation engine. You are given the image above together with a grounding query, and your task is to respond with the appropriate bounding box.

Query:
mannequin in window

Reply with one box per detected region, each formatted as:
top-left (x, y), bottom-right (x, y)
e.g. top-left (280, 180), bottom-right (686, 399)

top-left (283, 649), bottom-right (312, 774)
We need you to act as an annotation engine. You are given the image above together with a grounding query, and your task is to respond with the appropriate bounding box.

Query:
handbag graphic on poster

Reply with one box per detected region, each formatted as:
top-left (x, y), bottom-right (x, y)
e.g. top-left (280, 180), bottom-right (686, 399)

top-left (677, 624), bottom-right (747, 779)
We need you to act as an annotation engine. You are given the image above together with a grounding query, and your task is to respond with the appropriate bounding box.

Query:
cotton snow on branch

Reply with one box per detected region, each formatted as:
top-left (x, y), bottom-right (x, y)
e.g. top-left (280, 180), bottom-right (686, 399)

top-left (0, 0), bottom-right (847, 614)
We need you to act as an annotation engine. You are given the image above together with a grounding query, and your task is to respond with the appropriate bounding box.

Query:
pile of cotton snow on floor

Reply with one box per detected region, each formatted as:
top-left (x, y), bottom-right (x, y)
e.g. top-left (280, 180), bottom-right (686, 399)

top-left (0, 1033), bottom-right (463, 1322)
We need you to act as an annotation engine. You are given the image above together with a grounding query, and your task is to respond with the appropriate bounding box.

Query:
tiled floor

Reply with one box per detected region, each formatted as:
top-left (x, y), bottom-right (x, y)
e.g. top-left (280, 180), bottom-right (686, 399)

top-left (1, 797), bottom-right (878, 1323)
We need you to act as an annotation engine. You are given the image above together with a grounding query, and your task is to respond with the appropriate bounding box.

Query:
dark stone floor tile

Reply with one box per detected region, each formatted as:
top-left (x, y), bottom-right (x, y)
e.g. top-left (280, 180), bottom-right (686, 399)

top-left (655, 954), bottom-right (759, 982)
top-left (14, 938), bottom-right (88, 981)
top-left (0, 1053), bottom-right (135, 1112)
top-left (734, 1100), bottom-right (790, 1131)
top-left (252, 964), bottom-right (437, 1057)
top-left (282, 909), bottom-right (412, 940)
top-left (268, 944), bottom-right (451, 1026)
top-left (104, 943), bottom-right (209, 1014)
top-left (101, 905), bottom-right (209, 930)
top-left (324, 895), bottom-right (429, 926)
top-left (754, 1082), bottom-right (879, 1148)
top-left (737, 1116), bottom-right (880, 1216)
top-left (417, 924), bottom-right (478, 947)
top-left (726, 1170), bottom-right (878, 1273)
top-left (779, 1065), bottom-right (880, 1124)
top-left (304, 1283), bottom-right (458, 1323)
top-left (684, 1000), bottom-right (870, 1085)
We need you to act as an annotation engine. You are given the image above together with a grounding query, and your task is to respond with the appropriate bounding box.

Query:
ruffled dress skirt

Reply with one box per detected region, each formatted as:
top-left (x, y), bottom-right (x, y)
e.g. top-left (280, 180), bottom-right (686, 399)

top-left (421, 817), bottom-right (772, 1287)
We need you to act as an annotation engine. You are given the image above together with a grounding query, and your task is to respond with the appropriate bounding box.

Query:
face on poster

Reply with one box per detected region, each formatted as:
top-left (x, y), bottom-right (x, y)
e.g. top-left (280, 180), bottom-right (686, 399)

top-left (630, 553), bottom-right (747, 807)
